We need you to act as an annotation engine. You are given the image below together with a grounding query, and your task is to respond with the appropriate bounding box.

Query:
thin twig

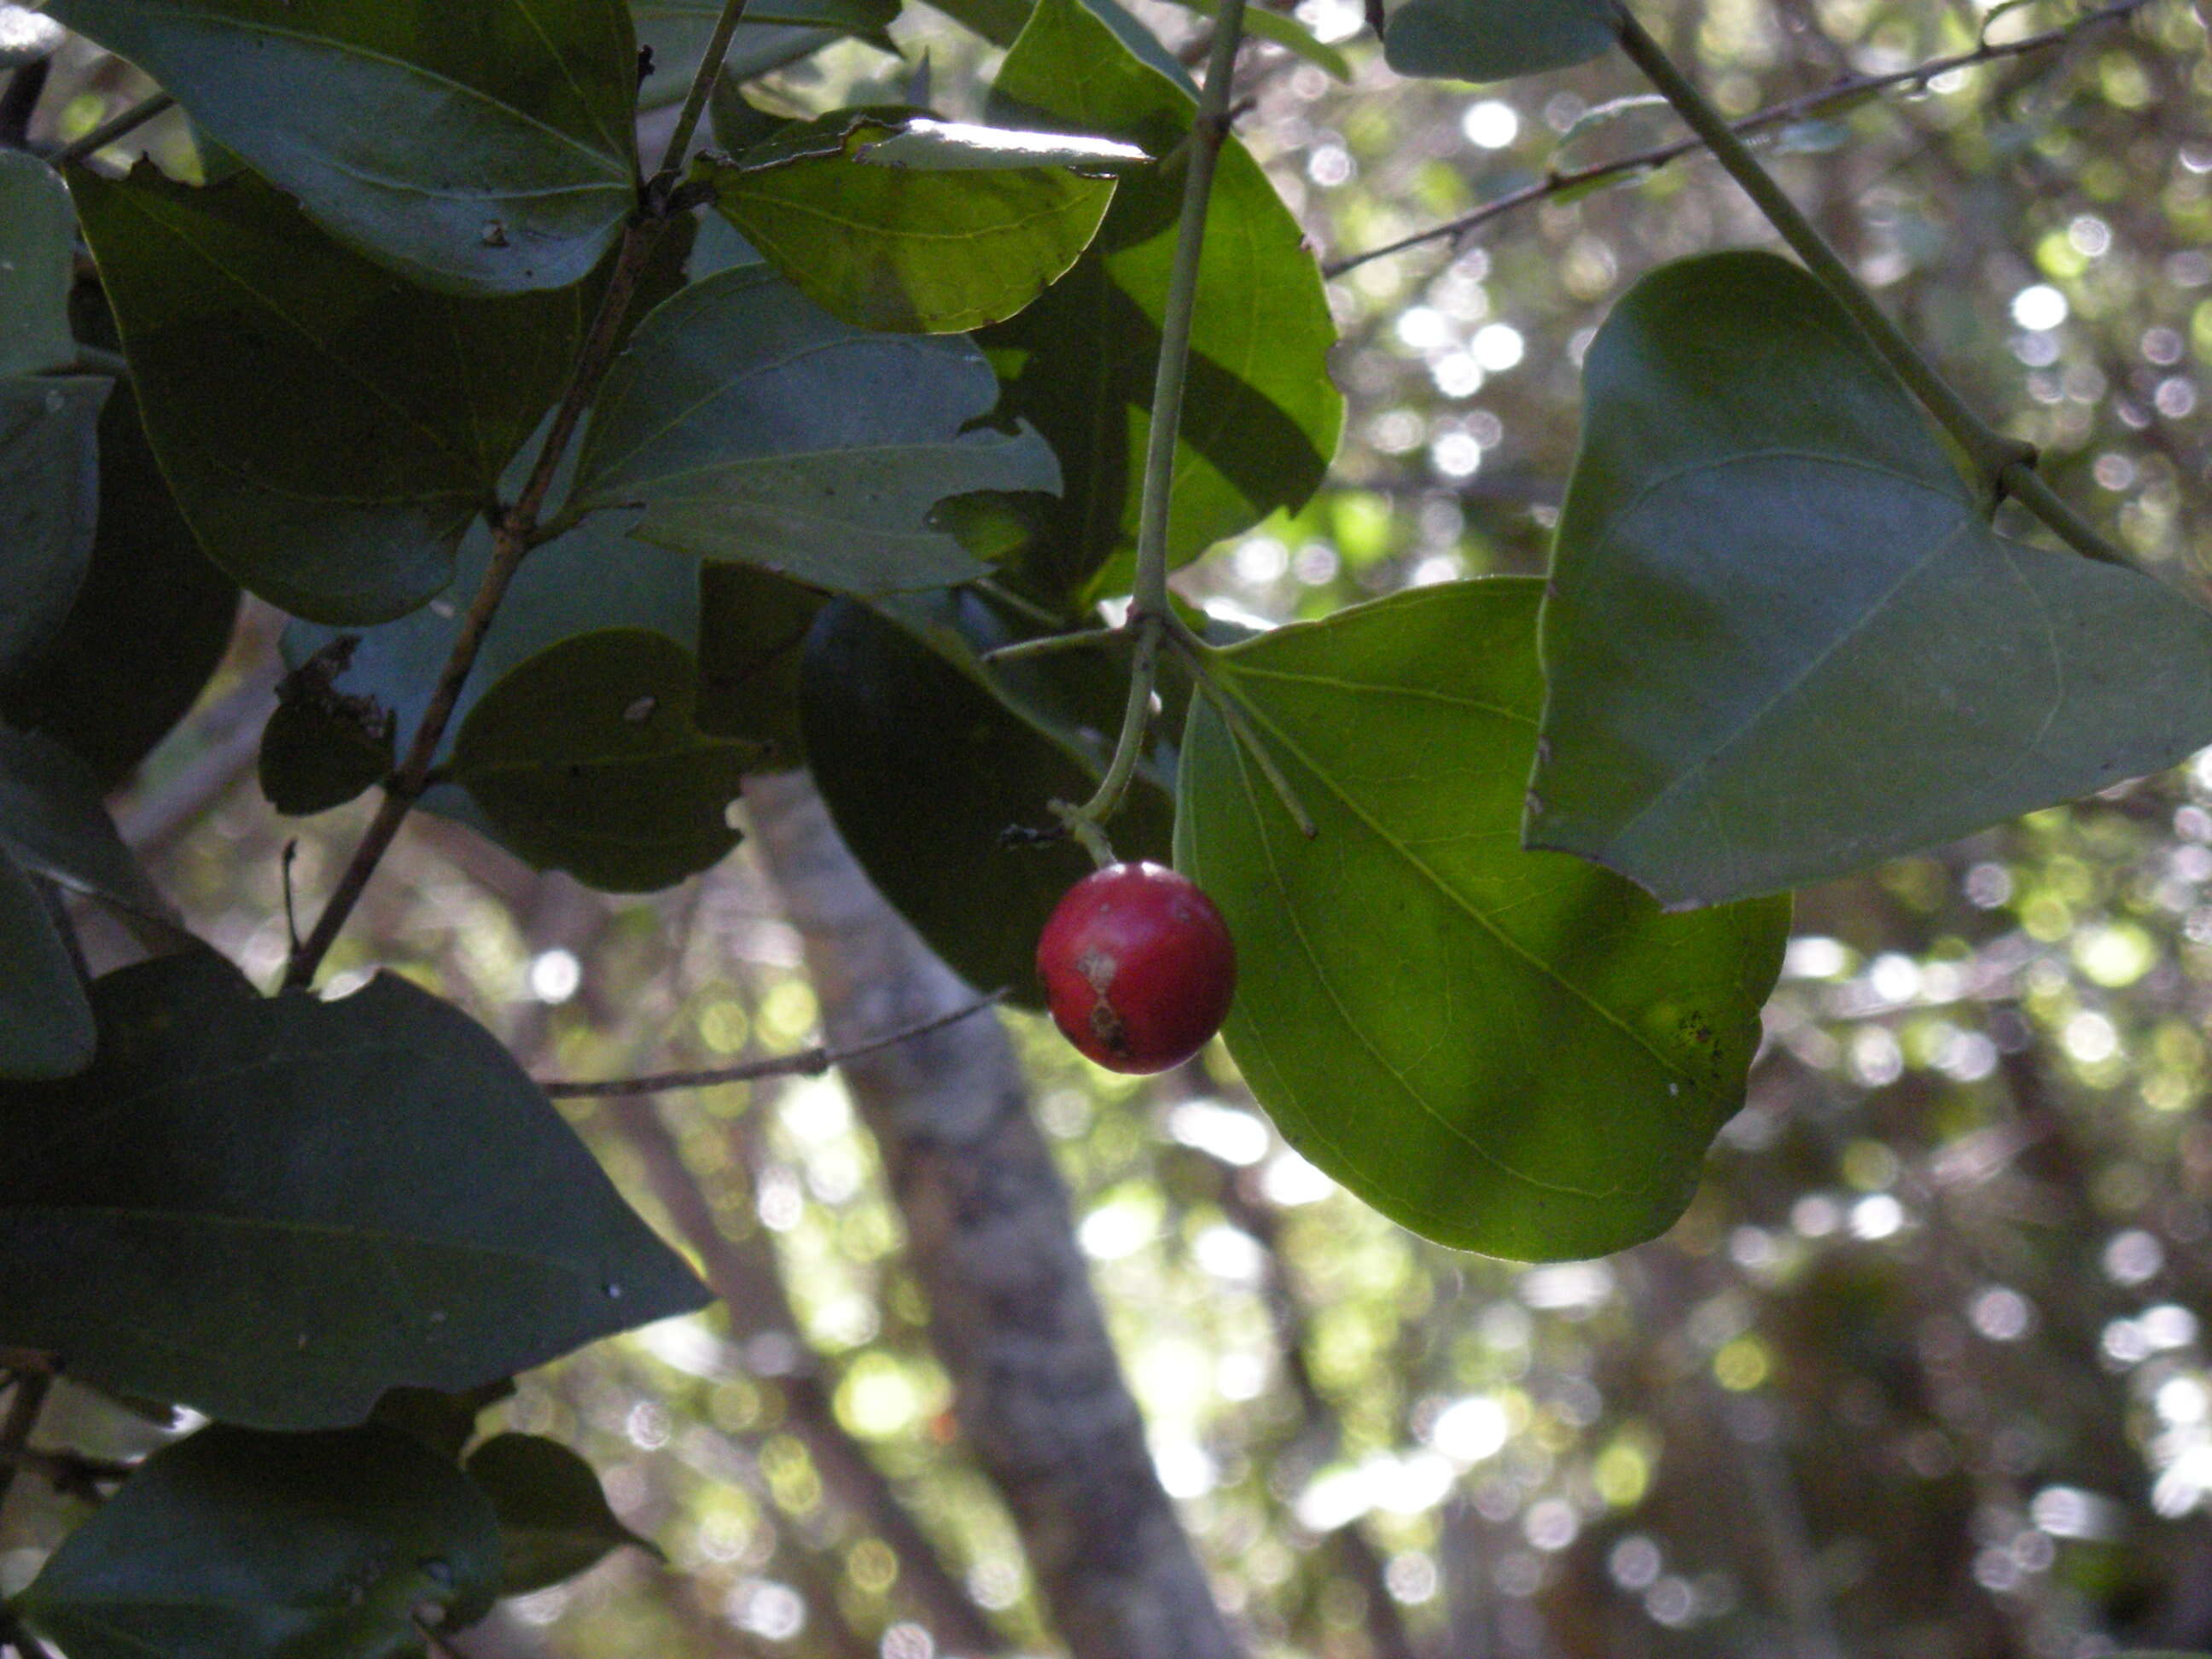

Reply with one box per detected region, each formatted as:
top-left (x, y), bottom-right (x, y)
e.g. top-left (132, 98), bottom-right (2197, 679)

top-left (282, 217), bottom-right (670, 991)
top-left (981, 626), bottom-right (1121, 666)
top-left (1325, 0), bottom-right (2151, 278)
top-left (656, 0), bottom-right (754, 179)
top-left (538, 991), bottom-right (1008, 1098)
top-left (0, 1372), bottom-right (53, 1518)
top-left (50, 93), bottom-right (175, 169)
top-left (0, 1444), bottom-right (135, 1500)
top-left (0, 1608), bottom-right (55, 1659)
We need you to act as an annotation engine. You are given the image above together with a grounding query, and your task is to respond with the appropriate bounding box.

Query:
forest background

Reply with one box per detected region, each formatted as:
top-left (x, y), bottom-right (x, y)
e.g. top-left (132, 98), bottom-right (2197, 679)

top-left (4, 0), bottom-right (2212, 1655)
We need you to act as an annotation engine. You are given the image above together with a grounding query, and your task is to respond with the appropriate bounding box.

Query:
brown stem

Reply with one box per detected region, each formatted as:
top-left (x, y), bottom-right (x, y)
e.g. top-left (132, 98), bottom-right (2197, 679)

top-left (539, 992), bottom-right (1006, 1098)
top-left (1327, 0), bottom-right (2152, 278)
top-left (283, 214), bottom-right (670, 991)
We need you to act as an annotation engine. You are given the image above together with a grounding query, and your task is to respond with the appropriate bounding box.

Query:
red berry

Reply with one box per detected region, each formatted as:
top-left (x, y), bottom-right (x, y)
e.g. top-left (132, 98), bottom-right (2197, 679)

top-left (1036, 862), bottom-right (1237, 1074)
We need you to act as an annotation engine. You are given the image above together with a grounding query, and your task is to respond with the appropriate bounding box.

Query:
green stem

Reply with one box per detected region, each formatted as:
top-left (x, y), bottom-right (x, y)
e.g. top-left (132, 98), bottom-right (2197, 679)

top-left (656, 0), bottom-right (752, 180)
top-left (981, 626), bottom-right (1120, 666)
top-left (2000, 461), bottom-right (2124, 565)
top-left (1052, 0), bottom-right (1249, 857)
top-left (1610, 1), bottom-right (2123, 562)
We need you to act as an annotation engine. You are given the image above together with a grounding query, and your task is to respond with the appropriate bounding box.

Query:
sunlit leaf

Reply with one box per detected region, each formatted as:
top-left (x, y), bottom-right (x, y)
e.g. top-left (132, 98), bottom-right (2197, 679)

top-left (0, 951), bottom-right (710, 1428)
top-left (48, 0), bottom-right (640, 294)
top-left (19, 1423), bottom-right (501, 1659)
top-left (1529, 252), bottom-right (2212, 908)
top-left (1177, 579), bottom-right (1789, 1260)
top-left (573, 265), bottom-right (1059, 592)
top-left (982, 0), bottom-right (1341, 601)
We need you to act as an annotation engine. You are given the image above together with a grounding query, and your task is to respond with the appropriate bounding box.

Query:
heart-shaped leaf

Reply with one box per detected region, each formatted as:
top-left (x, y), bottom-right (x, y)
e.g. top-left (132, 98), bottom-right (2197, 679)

top-left (1176, 579), bottom-right (1789, 1260)
top-left (0, 377), bottom-right (107, 684)
top-left (0, 153), bottom-right (76, 376)
top-left (0, 951), bottom-right (710, 1429)
top-left (451, 628), bottom-right (760, 892)
top-left (981, 0), bottom-right (1341, 602)
top-left (0, 847), bottom-right (94, 1082)
top-left (47, 0), bottom-right (640, 294)
top-left (1384, 0), bottom-right (1612, 84)
top-left (466, 1432), bottom-right (661, 1595)
top-left (18, 1423), bottom-right (501, 1659)
top-left (701, 112), bottom-right (1136, 334)
top-left (801, 594), bottom-right (1173, 1005)
top-left (1528, 251), bottom-right (2212, 908)
top-left (573, 265), bottom-right (1059, 592)
top-left (73, 165), bottom-right (623, 624)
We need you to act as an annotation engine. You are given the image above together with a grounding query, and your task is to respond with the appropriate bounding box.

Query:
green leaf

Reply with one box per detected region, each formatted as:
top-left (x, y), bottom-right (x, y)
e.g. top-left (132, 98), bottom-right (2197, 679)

top-left (982, 0), bottom-right (1341, 602)
top-left (466, 1433), bottom-right (661, 1595)
top-left (1529, 251), bottom-right (2212, 909)
top-left (0, 951), bottom-right (710, 1429)
top-left (372, 1382), bottom-right (513, 1464)
top-left (451, 629), bottom-right (759, 892)
top-left (1383, 0), bottom-right (1612, 83)
top-left (259, 649), bottom-right (399, 818)
top-left (71, 164), bottom-right (632, 625)
top-left (0, 153), bottom-right (76, 376)
top-left (46, 0), bottom-right (640, 294)
top-left (0, 726), bottom-right (165, 918)
top-left (1159, 0), bottom-right (1351, 79)
top-left (701, 111), bottom-right (1133, 334)
top-left (0, 377), bottom-right (107, 684)
top-left (801, 595), bottom-right (1173, 1006)
top-left (633, 0), bottom-right (896, 107)
top-left (18, 1423), bottom-right (501, 1659)
top-left (0, 847), bottom-right (95, 1082)
top-left (573, 265), bottom-right (1059, 592)
top-left (1175, 580), bottom-right (1789, 1260)
top-left (1, 346), bottom-right (241, 788)
top-left (696, 562), bottom-right (822, 766)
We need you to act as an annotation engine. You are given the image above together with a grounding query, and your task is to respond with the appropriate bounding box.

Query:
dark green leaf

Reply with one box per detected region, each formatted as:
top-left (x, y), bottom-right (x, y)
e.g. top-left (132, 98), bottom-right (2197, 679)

top-left (18, 1423), bottom-right (501, 1659)
top-left (467, 1433), bottom-right (661, 1595)
top-left (72, 165), bottom-right (627, 625)
top-left (696, 562), bottom-right (822, 765)
top-left (702, 112), bottom-right (1132, 333)
top-left (0, 377), bottom-right (106, 683)
top-left (982, 0), bottom-right (1341, 602)
top-left (0, 847), bottom-right (95, 1082)
top-left (634, 0), bottom-right (896, 107)
top-left (451, 629), bottom-right (758, 892)
top-left (573, 265), bottom-right (1059, 592)
top-left (0, 152), bottom-right (75, 376)
top-left (373, 1382), bottom-right (513, 1464)
top-left (1529, 251), bottom-right (2212, 909)
top-left (47, 0), bottom-right (639, 294)
top-left (802, 596), bottom-right (1172, 1006)
top-left (0, 726), bottom-right (165, 917)
top-left (1383, 0), bottom-right (1612, 83)
top-left (1, 346), bottom-right (241, 788)
top-left (0, 951), bottom-right (710, 1428)
top-left (1175, 579), bottom-right (1789, 1260)
top-left (259, 646), bottom-right (398, 817)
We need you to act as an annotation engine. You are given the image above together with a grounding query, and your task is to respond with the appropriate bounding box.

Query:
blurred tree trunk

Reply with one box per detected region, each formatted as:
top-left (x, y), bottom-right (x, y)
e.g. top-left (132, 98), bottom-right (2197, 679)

top-left (745, 771), bottom-right (1243, 1659)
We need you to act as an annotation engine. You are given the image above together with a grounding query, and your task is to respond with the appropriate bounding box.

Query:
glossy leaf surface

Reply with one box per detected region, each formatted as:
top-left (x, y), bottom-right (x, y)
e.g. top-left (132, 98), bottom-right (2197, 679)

top-left (1176, 580), bottom-right (1789, 1260)
top-left (451, 629), bottom-right (757, 892)
top-left (574, 265), bottom-right (1058, 592)
top-left (1530, 252), bottom-right (2212, 908)
top-left (802, 596), bottom-right (1173, 1006)
top-left (19, 1423), bottom-right (501, 1659)
top-left (0, 952), bottom-right (709, 1428)
top-left (0, 847), bottom-right (94, 1082)
top-left (981, 0), bottom-right (1340, 601)
top-left (48, 0), bottom-right (639, 293)
top-left (0, 356), bottom-right (240, 788)
top-left (0, 377), bottom-right (106, 683)
top-left (467, 1433), bottom-right (659, 1595)
top-left (73, 165), bottom-right (615, 623)
top-left (704, 113), bottom-right (1130, 333)
top-left (0, 152), bottom-right (75, 376)
top-left (1384, 0), bottom-right (1612, 83)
